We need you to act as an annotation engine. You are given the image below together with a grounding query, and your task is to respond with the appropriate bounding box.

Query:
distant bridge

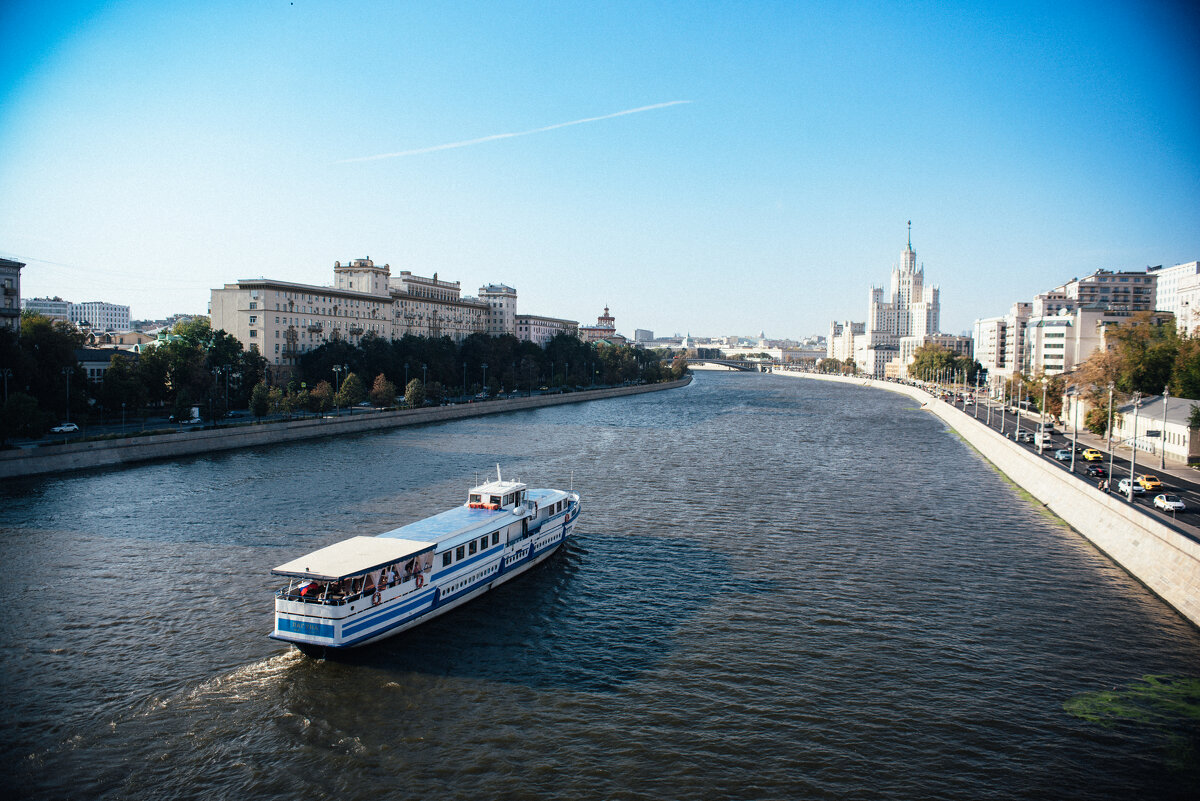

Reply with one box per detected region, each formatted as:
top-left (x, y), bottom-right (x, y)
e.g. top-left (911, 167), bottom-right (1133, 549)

top-left (685, 359), bottom-right (765, 372)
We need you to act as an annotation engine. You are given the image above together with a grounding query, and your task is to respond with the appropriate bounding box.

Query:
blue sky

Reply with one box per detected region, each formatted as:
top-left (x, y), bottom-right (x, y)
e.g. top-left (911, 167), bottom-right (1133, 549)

top-left (1, 0), bottom-right (1197, 339)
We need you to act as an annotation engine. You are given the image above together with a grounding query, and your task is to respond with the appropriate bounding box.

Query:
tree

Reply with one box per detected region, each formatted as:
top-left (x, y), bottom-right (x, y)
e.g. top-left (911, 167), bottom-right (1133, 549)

top-left (369, 373), bottom-right (397, 407)
top-left (404, 378), bottom-right (426, 408)
top-left (336, 372), bottom-right (367, 407)
top-left (0, 393), bottom-right (50, 443)
top-left (309, 380), bottom-right (334, 413)
top-left (250, 381), bottom-right (270, 418)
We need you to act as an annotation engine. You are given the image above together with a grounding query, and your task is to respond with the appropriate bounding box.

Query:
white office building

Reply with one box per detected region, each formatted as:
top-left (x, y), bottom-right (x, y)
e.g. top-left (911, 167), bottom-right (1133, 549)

top-left (1150, 261), bottom-right (1200, 321)
top-left (70, 301), bottom-right (131, 332)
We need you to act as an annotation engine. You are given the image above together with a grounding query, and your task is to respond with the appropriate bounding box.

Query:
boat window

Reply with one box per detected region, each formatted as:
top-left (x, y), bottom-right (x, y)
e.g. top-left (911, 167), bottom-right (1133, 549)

top-left (442, 552), bottom-right (452, 567)
top-left (470, 494), bottom-right (481, 503)
top-left (469, 541), bottom-right (477, 555)
top-left (492, 532), bottom-right (500, 545)
top-left (490, 495), bottom-right (501, 505)
top-left (456, 545), bottom-right (465, 560)
top-left (479, 536), bottom-right (487, 550)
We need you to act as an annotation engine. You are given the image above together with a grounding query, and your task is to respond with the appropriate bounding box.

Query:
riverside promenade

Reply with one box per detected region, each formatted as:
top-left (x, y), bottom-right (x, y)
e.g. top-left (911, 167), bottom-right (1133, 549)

top-left (0, 377), bottom-right (691, 480)
top-left (776, 369), bottom-right (1200, 629)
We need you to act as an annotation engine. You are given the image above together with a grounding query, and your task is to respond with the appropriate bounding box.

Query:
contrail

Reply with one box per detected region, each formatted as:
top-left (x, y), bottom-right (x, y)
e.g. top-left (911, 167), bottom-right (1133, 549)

top-left (336, 100), bottom-right (692, 164)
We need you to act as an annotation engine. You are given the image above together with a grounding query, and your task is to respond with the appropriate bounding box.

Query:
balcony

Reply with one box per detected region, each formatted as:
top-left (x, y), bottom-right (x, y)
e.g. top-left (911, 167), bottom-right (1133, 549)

top-left (348, 325), bottom-right (364, 336)
top-left (308, 323), bottom-right (323, 333)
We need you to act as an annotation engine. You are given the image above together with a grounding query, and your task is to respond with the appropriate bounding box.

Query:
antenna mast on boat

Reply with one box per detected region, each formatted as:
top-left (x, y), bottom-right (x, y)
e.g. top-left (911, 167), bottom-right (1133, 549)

top-left (496, 463), bottom-right (502, 481)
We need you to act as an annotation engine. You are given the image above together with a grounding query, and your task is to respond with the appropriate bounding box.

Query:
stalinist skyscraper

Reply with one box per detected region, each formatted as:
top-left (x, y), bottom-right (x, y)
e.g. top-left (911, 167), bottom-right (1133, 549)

top-left (868, 221), bottom-right (940, 338)
top-left (854, 222), bottom-right (941, 377)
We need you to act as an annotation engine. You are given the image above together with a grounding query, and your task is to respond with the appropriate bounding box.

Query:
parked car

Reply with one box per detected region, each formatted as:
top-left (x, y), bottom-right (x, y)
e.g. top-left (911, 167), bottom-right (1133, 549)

top-left (1118, 478), bottom-right (1145, 495)
top-left (1085, 464), bottom-right (1107, 478)
top-left (50, 422), bottom-right (79, 433)
top-left (1082, 448), bottom-right (1103, 461)
top-left (1137, 474), bottom-right (1164, 491)
top-left (1053, 448), bottom-right (1072, 461)
top-left (1153, 494), bottom-right (1186, 512)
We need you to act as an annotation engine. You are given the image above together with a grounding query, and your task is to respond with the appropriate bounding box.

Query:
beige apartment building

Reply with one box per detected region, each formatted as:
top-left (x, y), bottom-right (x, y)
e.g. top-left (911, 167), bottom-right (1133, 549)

top-left (211, 258), bottom-right (580, 376)
top-left (515, 314), bottom-right (579, 346)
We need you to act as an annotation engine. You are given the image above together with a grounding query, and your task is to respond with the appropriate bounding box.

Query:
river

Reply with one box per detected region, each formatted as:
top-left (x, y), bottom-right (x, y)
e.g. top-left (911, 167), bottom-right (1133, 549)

top-left (2, 371), bottom-right (1198, 799)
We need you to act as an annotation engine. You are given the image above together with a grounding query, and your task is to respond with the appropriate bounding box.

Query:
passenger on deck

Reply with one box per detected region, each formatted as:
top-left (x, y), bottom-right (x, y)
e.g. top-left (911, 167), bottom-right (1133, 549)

top-left (388, 567), bottom-right (398, 587)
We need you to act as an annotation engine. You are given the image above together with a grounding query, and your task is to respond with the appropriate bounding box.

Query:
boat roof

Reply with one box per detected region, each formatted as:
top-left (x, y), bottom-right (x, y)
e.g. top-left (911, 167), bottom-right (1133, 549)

top-left (470, 477), bottom-right (526, 496)
top-left (378, 504), bottom-right (511, 547)
top-left (271, 536), bottom-right (434, 581)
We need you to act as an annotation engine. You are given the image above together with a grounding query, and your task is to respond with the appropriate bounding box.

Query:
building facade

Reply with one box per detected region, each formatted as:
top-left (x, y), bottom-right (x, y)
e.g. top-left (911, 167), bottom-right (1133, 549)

top-left (21, 296), bottom-right (71, 321)
top-left (579, 306), bottom-right (626, 344)
top-left (70, 301), bottom-right (131, 332)
top-left (478, 284), bottom-right (517, 336)
top-left (1, 258), bottom-right (24, 333)
top-left (515, 314), bottom-right (579, 347)
top-left (1150, 261), bottom-right (1200, 324)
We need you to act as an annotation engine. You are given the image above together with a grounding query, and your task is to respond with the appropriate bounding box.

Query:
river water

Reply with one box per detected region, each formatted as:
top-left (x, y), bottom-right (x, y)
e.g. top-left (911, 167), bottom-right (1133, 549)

top-left (2, 371), bottom-right (1198, 800)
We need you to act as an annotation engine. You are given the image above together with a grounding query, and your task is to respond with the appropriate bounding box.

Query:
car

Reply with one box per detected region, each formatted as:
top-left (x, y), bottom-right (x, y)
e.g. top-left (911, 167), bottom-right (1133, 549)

top-left (50, 422), bottom-right (79, 433)
top-left (1085, 464), bottom-right (1107, 478)
top-left (1082, 448), bottom-right (1103, 461)
top-left (1015, 431), bottom-right (1035, 443)
top-left (474, 391), bottom-right (490, 400)
top-left (1153, 494), bottom-right (1186, 512)
top-left (1117, 478), bottom-right (1145, 495)
top-left (1053, 449), bottom-right (1072, 461)
top-left (357, 401), bottom-right (372, 407)
top-left (1137, 474), bottom-right (1164, 491)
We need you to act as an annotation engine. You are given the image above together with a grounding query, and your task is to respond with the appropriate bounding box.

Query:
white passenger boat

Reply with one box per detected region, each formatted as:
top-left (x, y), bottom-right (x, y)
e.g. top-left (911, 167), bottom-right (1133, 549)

top-left (269, 470), bottom-right (581, 655)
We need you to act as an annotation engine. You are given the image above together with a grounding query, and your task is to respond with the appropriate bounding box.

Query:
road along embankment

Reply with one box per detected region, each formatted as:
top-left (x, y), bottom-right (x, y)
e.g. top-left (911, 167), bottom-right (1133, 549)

top-left (775, 370), bottom-right (1200, 629)
top-left (0, 377), bottom-right (692, 480)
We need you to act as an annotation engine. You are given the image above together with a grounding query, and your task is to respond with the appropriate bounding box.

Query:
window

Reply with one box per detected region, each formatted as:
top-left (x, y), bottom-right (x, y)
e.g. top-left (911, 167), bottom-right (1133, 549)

top-left (469, 541), bottom-right (477, 555)
top-left (492, 532), bottom-right (500, 545)
top-left (479, 537), bottom-right (488, 550)
top-left (456, 546), bottom-right (465, 560)
top-left (442, 553), bottom-right (452, 567)
top-left (249, 330), bottom-right (257, 338)
top-left (249, 316), bottom-right (257, 324)
top-left (249, 302), bottom-right (257, 309)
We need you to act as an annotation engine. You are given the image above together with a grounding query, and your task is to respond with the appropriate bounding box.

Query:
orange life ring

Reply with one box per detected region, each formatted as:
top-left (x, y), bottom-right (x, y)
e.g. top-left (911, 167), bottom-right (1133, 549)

top-left (415, 573), bottom-right (424, 588)
top-left (372, 591), bottom-right (381, 606)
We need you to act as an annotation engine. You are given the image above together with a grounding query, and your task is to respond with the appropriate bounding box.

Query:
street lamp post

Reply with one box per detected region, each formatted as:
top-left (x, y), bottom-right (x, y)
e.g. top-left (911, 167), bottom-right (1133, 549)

top-left (333, 364), bottom-right (345, 415)
top-left (1128, 392), bottom-right (1142, 502)
top-left (1069, 387), bottom-right (1078, 473)
top-left (1, 367), bottom-right (11, 403)
top-left (1039, 377), bottom-right (1048, 453)
top-left (1160, 386), bottom-right (1170, 470)
top-left (1106, 382), bottom-right (1114, 452)
top-left (974, 373), bottom-right (980, 418)
top-left (1015, 376), bottom-right (1022, 439)
top-left (62, 367), bottom-right (72, 423)
top-left (122, 402), bottom-right (126, 435)
top-left (481, 362), bottom-right (488, 395)
top-left (422, 363), bottom-right (427, 389)
top-left (404, 362), bottom-right (409, 389)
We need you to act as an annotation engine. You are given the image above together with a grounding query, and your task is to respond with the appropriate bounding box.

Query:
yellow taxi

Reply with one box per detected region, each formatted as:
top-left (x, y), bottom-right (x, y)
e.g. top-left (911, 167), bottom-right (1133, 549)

top-left (1082, 448), bottom-right (1104, 462)
top-left (1137, 474), bottom-right (1164, 491)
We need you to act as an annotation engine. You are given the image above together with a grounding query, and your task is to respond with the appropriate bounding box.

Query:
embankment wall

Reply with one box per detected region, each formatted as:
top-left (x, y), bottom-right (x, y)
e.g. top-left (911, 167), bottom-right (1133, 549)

top-left (776, 370), bottom-right (1200, 628)
top-left (1, 377), bottom-right (691, 480)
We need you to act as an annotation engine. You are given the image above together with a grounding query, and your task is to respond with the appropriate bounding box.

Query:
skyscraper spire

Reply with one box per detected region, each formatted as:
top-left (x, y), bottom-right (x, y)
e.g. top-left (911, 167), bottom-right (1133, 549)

top-left (907, 220), bottom-right (912, 250)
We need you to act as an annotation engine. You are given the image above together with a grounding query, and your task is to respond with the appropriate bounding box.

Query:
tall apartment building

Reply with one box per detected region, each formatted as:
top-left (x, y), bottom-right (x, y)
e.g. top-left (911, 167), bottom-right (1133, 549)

top-left (70, 300), bottom-right (131, 332)
top-left (972, 302), bottom-right (1031, 379)
top-left (1, 257), bottom-right (22, 334)
top-left (1021, 307), bottom-right (1154, 375)
top-left (478, 283), bottom-right (517, 336)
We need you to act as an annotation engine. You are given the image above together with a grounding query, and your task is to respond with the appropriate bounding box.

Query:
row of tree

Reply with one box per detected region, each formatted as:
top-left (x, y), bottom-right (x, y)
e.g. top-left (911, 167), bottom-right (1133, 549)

top-left (1, 313), bottom-right (686, 441)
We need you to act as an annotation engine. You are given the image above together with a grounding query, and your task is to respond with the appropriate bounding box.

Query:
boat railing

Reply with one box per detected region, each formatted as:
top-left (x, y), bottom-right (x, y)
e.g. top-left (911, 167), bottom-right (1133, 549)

top-left (277, 572), bottom-right (428, 606)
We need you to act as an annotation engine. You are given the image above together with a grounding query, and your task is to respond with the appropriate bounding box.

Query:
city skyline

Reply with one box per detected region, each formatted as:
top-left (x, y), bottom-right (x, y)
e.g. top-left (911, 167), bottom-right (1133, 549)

top-left (2, 1), bottom-right (1198, 336)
